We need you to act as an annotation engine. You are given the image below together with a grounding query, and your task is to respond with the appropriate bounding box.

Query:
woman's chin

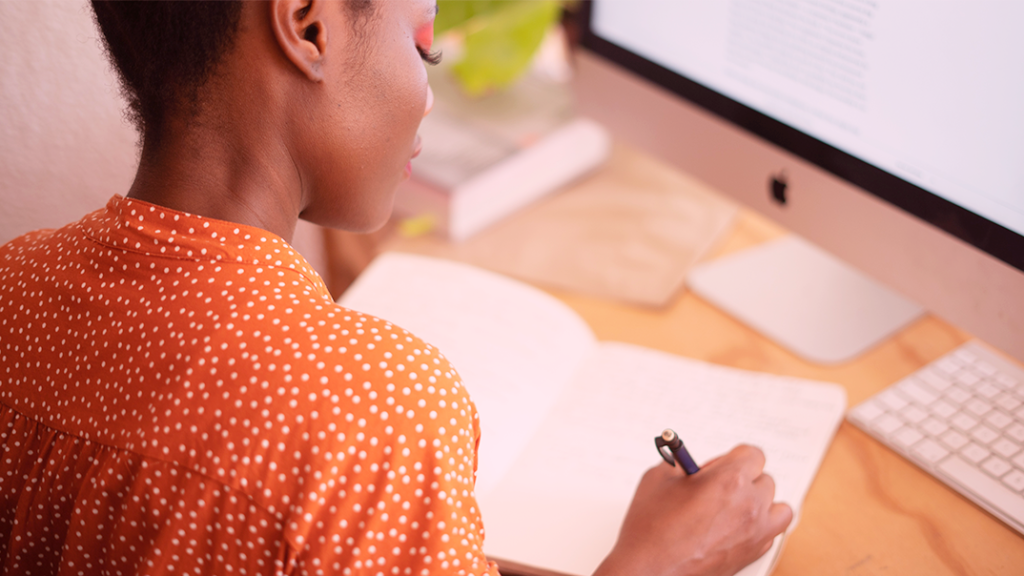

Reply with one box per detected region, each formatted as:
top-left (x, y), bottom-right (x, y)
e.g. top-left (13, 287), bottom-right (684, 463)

top-left (300, 198), bottom-right (395, 234)
top-left (352, 195), bottom-right (398, 234)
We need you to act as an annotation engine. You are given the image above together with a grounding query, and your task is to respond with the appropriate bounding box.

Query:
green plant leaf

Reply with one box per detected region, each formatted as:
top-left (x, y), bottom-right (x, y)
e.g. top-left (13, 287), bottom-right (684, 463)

top-left (449, 0), bottom-right (561, 96)
top-left (434, 0), bottom-right (502, 36)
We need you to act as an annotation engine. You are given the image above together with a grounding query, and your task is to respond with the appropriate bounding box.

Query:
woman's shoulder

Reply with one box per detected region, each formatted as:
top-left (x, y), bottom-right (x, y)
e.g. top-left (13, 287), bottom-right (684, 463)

top-left (211, 294), bottom-right (476, 432)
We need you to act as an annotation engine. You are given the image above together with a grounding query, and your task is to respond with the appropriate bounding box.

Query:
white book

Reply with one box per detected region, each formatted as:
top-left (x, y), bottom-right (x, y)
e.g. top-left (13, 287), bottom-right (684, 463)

top-left (398, 115), bottom-right (611, 241)
top-left (338, 252), bottom-right (846, 576)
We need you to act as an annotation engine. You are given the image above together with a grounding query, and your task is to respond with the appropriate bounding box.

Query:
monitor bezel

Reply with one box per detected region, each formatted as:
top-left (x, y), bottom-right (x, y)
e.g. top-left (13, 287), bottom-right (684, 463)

top-left (577, 1), bottom-right (1024, 273)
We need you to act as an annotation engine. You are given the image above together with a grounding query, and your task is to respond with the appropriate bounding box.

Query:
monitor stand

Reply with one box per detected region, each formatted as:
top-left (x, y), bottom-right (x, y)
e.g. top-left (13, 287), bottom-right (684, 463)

top-left (687, 235), bottom-right (924, 364)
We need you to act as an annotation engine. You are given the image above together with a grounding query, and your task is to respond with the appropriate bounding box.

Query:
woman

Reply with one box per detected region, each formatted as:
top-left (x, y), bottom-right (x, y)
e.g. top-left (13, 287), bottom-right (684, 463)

top-left (0, 1), bottom-right (790, 574)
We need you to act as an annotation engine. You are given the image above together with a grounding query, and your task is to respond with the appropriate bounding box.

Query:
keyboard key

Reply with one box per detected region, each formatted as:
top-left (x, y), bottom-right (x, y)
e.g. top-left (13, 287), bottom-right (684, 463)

top-left (872, 414), bottom-right (904, 435)
top-left (996, 393), bottom-right (1022, 412)
top-left (955, 371), bottom-right (981, 387)
top-left (1007, 423), bottom-right (1024, 443)
top-left (986, 411), bottom-right (1013, 430)
top-left (992, 438), bottom-right (1021, 459)
top-left (900, 405), bottom-right (928, 424)
top-left (930, 400), bottom-right (957, 419)
top-left (961, 443), bottom-right (991, 464)
top-left (894, 427), bottom-right (924, 448)
top-left (982, 456), bottom-right (1013, 478)
top-left (850, 400), bottom-right (885, 423)
top-left (1014, 452), bottom-right (1024, 470)
top-left (954, 348), bottom-right (979, 364)
top-left (996, 373), bottom-right (1019, 389)
top-left (945, 386), bottom-right (972, 405)
top-left (920, 370), bottom-right (953, 392)
top-left (921, 417), bottom-right (949, 437)
top-left (976, 361), bottom-right (998, 377)
top-left (878, 390), bottom-right (909, 411)
top-left (939, 456), bottom-right (1024, 527)
top-left (899, 380), bottom-right (938, 406)
top-left (977, 382), bottom-right (1002, 399)
top-left (940, 429), bottom-right (969, 450)
top-left (951, 412), bottom-right (979, 432)
top-left (993, 375), bottom-right (1016, 390)
top-left (1003, 469), bottom-right (1024, 492)
top-left (912, 438), bottom-right (949, 464)
top-left (971, 425), bottom-right (999, 445)
top-left (965, 398), bottom-right (992, 417)
top-left (936, 357), bottom-right (962, 374)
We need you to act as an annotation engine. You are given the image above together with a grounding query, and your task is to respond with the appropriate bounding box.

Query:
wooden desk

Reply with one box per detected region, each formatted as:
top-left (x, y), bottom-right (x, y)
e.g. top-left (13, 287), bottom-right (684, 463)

top-left (323, 192), bottom-right (1024, 576)
top-left (533, 210), bottom-right (1024, 576)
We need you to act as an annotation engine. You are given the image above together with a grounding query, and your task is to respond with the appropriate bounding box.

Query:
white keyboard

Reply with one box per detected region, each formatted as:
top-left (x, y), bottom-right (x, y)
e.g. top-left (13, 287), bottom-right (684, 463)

top-left (848, 341), bottom-right (1024, 535)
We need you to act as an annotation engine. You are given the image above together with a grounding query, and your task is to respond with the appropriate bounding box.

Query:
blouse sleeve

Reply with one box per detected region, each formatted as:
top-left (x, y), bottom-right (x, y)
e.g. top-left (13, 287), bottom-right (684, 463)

top-left (273, 312), bottom-right (502, 576)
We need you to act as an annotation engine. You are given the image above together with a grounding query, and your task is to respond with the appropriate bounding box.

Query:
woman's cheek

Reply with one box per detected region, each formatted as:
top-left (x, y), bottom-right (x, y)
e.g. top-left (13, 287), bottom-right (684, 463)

top-left (415, 25), bottom-right (434, 53)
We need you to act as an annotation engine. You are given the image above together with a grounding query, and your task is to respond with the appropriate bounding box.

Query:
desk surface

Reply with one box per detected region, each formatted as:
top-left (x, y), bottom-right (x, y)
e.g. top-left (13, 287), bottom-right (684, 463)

top-left (537, 210), bottom-right (1024, 576)
top-left (323, 180), bottom-right (1024, 576)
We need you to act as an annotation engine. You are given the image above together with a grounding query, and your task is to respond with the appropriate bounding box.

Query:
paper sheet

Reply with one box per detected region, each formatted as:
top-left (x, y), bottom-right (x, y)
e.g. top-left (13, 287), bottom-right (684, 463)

top-left (478, 342), bottom-right (846, 576)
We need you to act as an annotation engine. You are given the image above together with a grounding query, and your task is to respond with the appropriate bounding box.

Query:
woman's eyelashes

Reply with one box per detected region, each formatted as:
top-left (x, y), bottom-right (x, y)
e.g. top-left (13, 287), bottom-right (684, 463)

top-left (418, 46), bottom-right (442, 66)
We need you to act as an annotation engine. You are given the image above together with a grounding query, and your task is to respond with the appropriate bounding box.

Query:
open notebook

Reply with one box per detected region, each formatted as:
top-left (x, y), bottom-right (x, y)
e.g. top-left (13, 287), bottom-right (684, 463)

top-left (339, 252), bottom-right (846, 576)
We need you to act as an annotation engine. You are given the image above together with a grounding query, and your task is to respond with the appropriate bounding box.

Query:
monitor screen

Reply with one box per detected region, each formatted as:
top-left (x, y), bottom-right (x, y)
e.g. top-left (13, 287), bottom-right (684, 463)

top-left (585, 0), bottom-right (1024, 271)
top-left (575, 0), bottom-right (1024, 360)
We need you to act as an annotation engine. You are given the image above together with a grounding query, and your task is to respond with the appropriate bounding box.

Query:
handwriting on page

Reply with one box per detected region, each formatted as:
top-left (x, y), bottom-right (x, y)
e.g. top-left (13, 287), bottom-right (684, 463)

top-left (569, 342), bottom-right (844, 506)
top-left (478, 342), bottom-right (844, 576)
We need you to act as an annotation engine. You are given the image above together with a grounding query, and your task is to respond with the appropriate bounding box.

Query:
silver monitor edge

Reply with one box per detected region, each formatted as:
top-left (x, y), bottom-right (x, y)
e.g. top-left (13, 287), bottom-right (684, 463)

top-left (573, 50), bottom-right (1024, 363)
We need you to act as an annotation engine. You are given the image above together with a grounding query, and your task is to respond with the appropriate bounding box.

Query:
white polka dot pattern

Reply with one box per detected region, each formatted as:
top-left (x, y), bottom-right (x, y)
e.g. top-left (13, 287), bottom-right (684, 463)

top-left (0, 196), bottom-right (499, 575)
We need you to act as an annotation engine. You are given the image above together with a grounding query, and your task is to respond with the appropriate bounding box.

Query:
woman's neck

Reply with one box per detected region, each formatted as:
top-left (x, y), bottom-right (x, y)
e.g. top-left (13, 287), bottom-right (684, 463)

top-left (127, 88), bottom-right (303, 244)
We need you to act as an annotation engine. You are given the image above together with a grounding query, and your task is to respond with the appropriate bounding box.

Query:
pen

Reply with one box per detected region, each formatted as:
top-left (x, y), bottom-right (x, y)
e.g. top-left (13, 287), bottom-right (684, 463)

top-left (655, 428), bottom-right (700, 475)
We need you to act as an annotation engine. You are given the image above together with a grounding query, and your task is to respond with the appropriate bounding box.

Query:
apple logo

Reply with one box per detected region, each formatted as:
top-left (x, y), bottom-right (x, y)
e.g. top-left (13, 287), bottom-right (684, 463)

top-left (770, 173), bottom-right (788, 206)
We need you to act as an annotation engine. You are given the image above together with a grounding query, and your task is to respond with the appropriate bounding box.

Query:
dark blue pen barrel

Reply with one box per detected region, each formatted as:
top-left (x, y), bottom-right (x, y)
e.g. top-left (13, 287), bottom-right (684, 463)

top-left (674, 446), bottom-right (700, 475)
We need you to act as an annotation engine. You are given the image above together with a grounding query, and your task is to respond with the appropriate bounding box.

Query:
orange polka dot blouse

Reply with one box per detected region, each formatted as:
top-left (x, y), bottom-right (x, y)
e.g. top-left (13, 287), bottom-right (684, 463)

top-left (0, 196), bottom-right (501, 576)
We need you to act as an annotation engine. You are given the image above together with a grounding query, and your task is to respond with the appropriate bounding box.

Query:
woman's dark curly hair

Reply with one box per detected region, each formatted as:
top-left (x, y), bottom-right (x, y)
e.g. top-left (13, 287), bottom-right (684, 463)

top-left (90, 1), bottom-right (244, 145)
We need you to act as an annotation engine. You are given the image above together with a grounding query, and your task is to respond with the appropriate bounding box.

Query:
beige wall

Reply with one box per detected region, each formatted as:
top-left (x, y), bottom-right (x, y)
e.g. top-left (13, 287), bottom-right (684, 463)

top-left (0, 0), bottom-right (326, 275)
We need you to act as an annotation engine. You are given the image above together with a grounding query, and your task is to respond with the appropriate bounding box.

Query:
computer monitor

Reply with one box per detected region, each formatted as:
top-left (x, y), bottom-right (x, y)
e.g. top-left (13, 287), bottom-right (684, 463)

top-left (574, 0), bottom-right (1024, 363)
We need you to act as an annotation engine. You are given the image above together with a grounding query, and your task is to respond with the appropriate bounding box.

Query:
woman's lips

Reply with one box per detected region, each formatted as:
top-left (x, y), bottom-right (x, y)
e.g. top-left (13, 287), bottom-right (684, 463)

top-left (405, 135), bottom-right (423, 178)
top-left (412, 134), bottom-right (423, 159)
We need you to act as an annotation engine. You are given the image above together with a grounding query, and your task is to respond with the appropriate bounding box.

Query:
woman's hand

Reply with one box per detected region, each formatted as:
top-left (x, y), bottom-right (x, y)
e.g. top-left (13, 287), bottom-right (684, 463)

top-left (593, 444), bottom-right (792, 576)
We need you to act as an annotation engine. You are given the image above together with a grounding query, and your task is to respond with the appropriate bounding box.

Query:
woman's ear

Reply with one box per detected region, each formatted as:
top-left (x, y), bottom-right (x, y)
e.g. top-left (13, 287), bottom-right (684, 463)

top-left (269, 0), bottom-right (328, 82)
